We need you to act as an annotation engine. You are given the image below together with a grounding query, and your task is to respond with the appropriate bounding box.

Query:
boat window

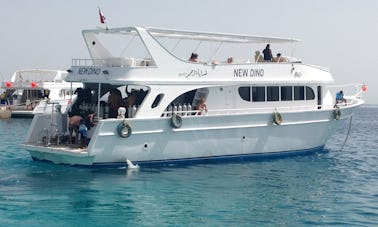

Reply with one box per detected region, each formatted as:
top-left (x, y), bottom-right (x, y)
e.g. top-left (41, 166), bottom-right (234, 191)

top-left (306, 86), bottom-right (315, 100)
top-left (294, 86), bottom-right (305, 100)
top-left (238, 87), bottom-right (251, 101)
top-left (169, 89), bottom-right (198, 109)
top-left (267, 86), bottom-right (279, 101)
top-left (151, 93), bottom-right (164, 108)
top-left (252, 86), bottom-right (265, 102)
top-left (281, 86), bottom-right (292, 101)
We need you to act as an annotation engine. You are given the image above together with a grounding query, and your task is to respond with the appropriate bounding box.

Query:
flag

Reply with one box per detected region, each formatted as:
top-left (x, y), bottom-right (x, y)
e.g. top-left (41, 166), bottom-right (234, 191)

top-left (99, 8), bottom-right (106, 24)
top-left (362, 84), bottom-right (367, 92)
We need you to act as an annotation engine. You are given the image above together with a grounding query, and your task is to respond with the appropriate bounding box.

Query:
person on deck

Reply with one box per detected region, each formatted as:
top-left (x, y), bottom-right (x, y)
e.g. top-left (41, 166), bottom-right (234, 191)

top-left (0, 91), bottom-right (7, 105)
top-left (68, 112), bottom-right (96, 145)
top-left (197, 98), bottom-right (208, 115)
top-left (336, 90), bottom-right (347, 104)
top-left (108, 88), bottom-right (122, 118)
top-left (262, 44), bottom-right (273, 61)
top-left (189, 53), bottom-right (199, 62)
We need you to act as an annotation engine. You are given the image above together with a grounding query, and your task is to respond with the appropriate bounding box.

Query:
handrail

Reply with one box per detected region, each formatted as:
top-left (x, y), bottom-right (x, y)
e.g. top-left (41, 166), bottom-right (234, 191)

top-left (162, 103), bottom-right (333, 118)
top-left (71, 57), bottom-right (154, 67)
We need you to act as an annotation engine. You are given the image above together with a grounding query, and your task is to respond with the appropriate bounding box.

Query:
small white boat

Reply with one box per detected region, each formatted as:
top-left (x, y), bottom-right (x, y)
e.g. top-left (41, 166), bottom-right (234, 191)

top-left (21, 26), bottom-right (365, 167)
top-left (1, 69), bottom-right (82, 118)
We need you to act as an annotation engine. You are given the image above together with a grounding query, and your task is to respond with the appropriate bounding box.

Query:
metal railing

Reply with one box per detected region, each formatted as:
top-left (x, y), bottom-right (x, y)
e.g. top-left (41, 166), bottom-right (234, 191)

top-left (161, 97), bottom-right (363, 118)
top-left (72, 58), bottom-right (154, 67)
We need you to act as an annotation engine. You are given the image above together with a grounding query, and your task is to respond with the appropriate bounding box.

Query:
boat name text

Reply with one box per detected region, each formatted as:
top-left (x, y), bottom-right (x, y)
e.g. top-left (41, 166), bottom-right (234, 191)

top-left (179, 69), bottom-right (208, 78)
top-left (78, 67), bottom-right (101, 75)
top-left (234, 68), bottom-right (264, 77)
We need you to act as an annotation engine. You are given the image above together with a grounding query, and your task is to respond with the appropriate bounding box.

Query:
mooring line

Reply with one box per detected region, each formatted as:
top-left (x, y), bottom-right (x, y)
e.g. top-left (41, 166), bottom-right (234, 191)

top-left (339, 116), bottom-right (353, 152)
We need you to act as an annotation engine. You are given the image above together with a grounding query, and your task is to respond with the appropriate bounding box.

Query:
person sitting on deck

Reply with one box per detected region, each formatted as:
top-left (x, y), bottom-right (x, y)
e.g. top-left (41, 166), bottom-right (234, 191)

top-left (273, 53), bottom-right (288, 62)
top-left (196, 97), bottom-right (208, 115)
top-left (212, 57), bottom-right (233, 65)
top-left (68, 112), bottom-right (96, 145)
top-left (336, 90), bottom-right (347, 104)
top-left (189, 53), bottom-right (199, 62)
top-left (255, 51), bottom-right (264, 62)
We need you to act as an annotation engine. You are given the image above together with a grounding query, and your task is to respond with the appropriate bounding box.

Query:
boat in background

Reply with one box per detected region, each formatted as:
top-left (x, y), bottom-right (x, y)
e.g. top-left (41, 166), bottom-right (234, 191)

top-left (1, 69), bottom-right (82, 118)
top-left (22, 26), bottom-right (365, 167)
top-left (0, 106), bottom-right (11, 119)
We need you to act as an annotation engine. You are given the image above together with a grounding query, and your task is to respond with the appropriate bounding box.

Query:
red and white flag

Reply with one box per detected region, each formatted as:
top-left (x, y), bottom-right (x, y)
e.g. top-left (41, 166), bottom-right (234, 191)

top-left (99, 8), bottom-right (106, 24)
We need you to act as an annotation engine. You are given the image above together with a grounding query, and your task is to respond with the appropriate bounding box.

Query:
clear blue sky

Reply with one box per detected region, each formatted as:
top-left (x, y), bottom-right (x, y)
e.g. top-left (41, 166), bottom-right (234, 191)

top-left (1, 0), bottom-right (376, 103)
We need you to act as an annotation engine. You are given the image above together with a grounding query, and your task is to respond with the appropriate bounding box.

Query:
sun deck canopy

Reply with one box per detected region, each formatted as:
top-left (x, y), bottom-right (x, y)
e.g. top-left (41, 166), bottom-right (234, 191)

top-left (82, 26), bottom-right (300, 44)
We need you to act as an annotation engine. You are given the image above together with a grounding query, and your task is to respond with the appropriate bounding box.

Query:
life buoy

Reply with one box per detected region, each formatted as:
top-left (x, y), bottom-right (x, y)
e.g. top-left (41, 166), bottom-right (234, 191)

top-left (117, 121), bottom-right (132, 138)
top-left (171, 113), bottom-right (182, 128)
top-left (334, 107), bottom-right (341, 120)
top-left (273, 111), bottom-right (283, 125)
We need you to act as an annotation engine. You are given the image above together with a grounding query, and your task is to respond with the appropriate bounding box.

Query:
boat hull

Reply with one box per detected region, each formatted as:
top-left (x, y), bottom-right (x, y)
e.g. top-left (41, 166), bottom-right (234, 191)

top-left (22, 104), bottom-right (358, 167)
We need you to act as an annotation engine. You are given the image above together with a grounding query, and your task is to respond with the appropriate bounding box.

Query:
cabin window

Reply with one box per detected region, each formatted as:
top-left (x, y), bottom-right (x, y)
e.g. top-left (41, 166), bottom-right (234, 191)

top-left (306, 86), bottom-right (315, 100)
top-left (169, 89), bottom-right (198, 109)
top-left (252, 86), bottom-right (265, 102)
top-left (294, 86), bottom-right (305, 100)
top-left (281, 86), bottom-right (292, 101)
top-left (151, 93), bottom-right (164, 108)
top-left (267, 86), bottom-right (279, 101)
top-left (238, 87), bottom-right (251, 101)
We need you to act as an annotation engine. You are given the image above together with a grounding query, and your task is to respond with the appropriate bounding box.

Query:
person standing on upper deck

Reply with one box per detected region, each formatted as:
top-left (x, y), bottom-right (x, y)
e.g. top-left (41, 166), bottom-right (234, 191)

top-left (263, 44), bottom-right (273, 61)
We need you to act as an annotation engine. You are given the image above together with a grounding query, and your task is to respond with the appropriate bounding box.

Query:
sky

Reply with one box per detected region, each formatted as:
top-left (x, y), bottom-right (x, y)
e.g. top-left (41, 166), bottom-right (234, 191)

top-left (1, 0), bottom-right (377, 104)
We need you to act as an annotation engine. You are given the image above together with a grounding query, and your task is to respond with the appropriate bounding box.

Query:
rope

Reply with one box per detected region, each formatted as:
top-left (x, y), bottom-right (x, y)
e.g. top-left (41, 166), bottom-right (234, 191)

top-left (339, 116), bottom-right (353, 152)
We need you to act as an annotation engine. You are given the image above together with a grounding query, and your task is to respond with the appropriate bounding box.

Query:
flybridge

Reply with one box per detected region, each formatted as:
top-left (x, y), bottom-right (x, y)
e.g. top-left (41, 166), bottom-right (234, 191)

top-left (78, 26), bottom-right (301, 67)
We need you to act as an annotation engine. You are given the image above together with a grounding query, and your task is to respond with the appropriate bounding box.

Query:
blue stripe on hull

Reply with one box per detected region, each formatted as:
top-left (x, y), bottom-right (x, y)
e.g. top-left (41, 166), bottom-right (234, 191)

top-left (32, 146), bottom-right (326, 168)
top-left (91, 145), bottom-right (326, 168)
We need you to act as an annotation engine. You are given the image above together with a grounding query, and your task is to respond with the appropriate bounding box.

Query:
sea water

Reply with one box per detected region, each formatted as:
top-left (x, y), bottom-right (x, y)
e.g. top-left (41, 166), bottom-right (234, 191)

top-left (0, 106), bottom-right (377, 226)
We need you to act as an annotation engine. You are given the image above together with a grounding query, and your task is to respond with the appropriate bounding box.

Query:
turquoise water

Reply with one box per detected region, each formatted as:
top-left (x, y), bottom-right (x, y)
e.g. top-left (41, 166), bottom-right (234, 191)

top-left (0, 106), bottom-right (377, 226)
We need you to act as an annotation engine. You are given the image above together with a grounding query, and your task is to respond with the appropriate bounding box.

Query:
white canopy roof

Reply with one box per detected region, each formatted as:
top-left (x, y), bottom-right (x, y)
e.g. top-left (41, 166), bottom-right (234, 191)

top-left (83, 26), bottom-right (300, 44)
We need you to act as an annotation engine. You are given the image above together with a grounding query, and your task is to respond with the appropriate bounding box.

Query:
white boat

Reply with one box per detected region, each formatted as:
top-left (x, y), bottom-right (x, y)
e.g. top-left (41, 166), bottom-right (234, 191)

top-left (1, 69), bottom-right (82, 118)
top-left (21, 26), bottom-right (365, 167)
top-left (0, 106), bottom-right (11, 119)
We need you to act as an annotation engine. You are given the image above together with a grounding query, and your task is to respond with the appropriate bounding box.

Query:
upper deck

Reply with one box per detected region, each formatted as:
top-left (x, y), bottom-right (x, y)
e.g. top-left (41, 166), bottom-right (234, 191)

top-left (66, 26), bottom-right (334, 85)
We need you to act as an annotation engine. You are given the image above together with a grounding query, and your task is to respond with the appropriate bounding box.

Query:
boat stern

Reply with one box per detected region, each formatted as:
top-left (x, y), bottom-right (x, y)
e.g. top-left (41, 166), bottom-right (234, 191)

top-left (21, 143), bottom-right (94, 165)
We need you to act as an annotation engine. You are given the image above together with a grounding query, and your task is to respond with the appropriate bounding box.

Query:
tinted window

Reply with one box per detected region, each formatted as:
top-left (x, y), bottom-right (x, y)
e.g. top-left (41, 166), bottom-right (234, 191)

top-left (151, 93), bottom-right (164, 108)
top-left (252, 86), bottom-right (265, 102)
top-left (306, 86), bottom-right (315, 100)
top-left (267, 86), bottom-right (279, 101)
top-left (238, 87), bottom-right (251, 101)
top-left (294, 86), bottom-right (305, 100)
top-left (281, 86), bottom-right (292, 101)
